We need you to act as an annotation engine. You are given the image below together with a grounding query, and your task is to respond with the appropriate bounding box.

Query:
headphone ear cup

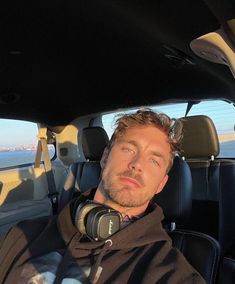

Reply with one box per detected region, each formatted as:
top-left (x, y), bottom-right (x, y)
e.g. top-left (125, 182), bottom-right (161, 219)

top-left (75, 202), bottom-right (99, 234)
top-left (86, 207), bottom-right (121, 240)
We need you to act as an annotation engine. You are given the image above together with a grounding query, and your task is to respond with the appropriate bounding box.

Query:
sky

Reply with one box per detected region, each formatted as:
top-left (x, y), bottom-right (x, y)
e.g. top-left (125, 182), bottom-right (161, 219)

top-left (0, 119), bottom-right (38, 147)
top-left (1, 100), bottom-right (235, 147)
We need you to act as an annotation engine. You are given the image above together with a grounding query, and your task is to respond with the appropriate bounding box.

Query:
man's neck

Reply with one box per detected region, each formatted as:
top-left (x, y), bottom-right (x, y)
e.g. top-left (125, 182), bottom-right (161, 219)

top-left (93, 186), bottom-right (148, 219)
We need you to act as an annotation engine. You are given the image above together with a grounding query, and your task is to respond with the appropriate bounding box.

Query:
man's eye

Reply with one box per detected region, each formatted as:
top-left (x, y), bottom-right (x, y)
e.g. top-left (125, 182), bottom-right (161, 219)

top-left (122, 147), bottom-right (134, 154)
top-left (151, 159), bottom-right (160, 166)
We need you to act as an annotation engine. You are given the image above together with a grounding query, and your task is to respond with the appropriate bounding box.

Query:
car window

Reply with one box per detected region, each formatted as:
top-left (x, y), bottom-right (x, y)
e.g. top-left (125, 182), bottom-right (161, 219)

top-left (102, 100), bottom-right (235, 158)
top-left (0, 119), bottom-right (55, 168)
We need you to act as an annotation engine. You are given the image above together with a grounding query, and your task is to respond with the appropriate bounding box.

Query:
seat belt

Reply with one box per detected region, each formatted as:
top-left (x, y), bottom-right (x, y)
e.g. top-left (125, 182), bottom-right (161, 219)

top-left (35, 125), bottom-right (58, 214)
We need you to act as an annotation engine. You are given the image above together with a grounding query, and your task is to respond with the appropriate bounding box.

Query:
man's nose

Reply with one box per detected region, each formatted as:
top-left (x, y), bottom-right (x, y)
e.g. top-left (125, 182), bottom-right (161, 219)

top-left (128, 154), bottom-right (143, 172)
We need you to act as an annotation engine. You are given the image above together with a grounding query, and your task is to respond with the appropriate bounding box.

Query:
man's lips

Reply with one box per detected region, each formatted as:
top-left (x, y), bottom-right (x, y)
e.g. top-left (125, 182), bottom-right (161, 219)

top-left (119, 176), bottom-right (141, 188)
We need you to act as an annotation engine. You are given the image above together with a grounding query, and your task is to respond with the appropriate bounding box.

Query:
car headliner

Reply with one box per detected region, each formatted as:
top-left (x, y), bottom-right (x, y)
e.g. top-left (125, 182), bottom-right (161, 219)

top-left (0, 0), bottom-right (235, 128)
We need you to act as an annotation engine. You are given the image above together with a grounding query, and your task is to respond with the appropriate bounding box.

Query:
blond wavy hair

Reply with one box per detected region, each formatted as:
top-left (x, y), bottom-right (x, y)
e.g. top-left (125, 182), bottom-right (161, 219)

top-left (108, 108), bottom-right (182, 173)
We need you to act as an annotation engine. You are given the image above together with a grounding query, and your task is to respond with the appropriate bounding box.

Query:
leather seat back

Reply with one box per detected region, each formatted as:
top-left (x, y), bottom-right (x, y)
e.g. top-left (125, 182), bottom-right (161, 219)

top-left (180, 115), bottom-right (235, 256)
top-left (178, 115), bottom-right (235, 282)
top-left (58, 126), bottom-right (109, 211)
top-left (153, 156), bottom-right (192, 224)
top-left (155, 156), bottom-right (221, 284)
top-left (219, 162), bottom-right (235, 255)
top-left (179, 115), bottom-right (221, 239)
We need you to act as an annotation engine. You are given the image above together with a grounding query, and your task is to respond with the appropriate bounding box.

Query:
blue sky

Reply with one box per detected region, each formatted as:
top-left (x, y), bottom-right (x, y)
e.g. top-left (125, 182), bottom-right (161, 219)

top-left (0, 119), bottom-right (38, 147)
top-left (1, 100), bottom-right (235, 147)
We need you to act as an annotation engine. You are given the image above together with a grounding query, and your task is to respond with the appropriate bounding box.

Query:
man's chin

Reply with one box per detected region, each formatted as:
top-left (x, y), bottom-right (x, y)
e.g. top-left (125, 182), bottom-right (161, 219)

top-left (106, 189), bottom-right (147, 208)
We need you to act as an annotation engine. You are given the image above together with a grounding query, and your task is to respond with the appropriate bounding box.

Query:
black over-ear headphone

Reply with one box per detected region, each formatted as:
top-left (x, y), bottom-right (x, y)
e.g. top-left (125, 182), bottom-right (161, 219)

top-left (75, 200), bottom-right (121, 241)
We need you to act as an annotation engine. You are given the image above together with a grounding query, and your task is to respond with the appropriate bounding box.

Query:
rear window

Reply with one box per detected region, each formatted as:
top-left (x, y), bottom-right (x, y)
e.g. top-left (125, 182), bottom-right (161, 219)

top-left (102, 100), bottom-right (235, 158)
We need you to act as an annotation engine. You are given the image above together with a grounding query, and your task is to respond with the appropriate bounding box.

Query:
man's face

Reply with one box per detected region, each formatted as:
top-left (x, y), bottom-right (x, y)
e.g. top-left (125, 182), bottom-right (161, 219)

top-left (100, 125), bottom-right (171, 208)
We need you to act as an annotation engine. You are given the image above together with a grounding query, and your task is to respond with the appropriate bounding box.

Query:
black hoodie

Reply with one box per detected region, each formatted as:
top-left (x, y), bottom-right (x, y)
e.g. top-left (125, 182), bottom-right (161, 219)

top-left (2, 191), bottom-right (206, 284)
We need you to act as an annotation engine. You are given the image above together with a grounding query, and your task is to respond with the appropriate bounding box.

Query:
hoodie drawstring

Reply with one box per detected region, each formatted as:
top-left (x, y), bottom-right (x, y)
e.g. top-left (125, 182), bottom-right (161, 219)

top-left (54, 234), bottom-right (83, 284)
top-left (89, 239), bottom-right (113, 284)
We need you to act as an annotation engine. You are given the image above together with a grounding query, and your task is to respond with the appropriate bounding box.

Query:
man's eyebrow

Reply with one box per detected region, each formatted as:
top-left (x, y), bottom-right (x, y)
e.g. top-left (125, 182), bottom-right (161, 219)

top-left (118, 140), bottom-right (139, 147)
top-left (150, 150), bottom-right (166, 161)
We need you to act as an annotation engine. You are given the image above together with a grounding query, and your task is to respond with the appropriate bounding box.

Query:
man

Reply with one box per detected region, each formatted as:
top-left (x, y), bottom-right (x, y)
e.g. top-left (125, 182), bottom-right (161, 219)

top-left (0, 109), bottom-right (206, 283)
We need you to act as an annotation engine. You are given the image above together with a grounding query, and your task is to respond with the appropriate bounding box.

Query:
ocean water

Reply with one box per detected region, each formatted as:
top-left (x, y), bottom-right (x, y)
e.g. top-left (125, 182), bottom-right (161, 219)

top-left (0, 149), bottom-right (55, 168)
top-left (219, 141), bottom-right (235, 158)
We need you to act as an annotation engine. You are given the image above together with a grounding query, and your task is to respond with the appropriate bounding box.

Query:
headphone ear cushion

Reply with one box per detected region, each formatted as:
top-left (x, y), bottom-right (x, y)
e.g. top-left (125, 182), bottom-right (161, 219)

top-left (75, 202), bottom-right (100, 234)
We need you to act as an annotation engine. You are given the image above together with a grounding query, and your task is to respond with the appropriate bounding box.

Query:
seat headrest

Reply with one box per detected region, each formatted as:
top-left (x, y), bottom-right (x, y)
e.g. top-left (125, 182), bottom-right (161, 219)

top-left (180, 115), bottom-right (219, 159)
top-left (154, 156), bottom-right (192, 224)
top-left (82, 127), bottom-right (109, 161)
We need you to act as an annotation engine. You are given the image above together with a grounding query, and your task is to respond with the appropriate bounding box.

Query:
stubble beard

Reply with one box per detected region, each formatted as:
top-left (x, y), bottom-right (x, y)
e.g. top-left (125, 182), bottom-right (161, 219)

top-left (100, 172), bottom-right (151, 208)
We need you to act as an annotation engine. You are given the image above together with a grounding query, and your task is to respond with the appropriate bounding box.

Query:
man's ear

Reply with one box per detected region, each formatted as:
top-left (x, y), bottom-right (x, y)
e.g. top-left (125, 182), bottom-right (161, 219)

top-left (100, 147), bottom-right (110, 168)
top-left (155, 175), bottom-right (168, 194)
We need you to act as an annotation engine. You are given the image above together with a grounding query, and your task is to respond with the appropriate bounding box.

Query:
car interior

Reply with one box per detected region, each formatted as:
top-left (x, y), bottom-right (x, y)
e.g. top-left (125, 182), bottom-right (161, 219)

top-left (0, 0), bottom-right (235, 283)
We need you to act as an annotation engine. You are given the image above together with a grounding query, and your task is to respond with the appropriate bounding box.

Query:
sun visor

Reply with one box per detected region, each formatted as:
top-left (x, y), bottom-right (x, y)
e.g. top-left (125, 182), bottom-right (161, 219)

top-left (190, 26), bottom-right (235, 78)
